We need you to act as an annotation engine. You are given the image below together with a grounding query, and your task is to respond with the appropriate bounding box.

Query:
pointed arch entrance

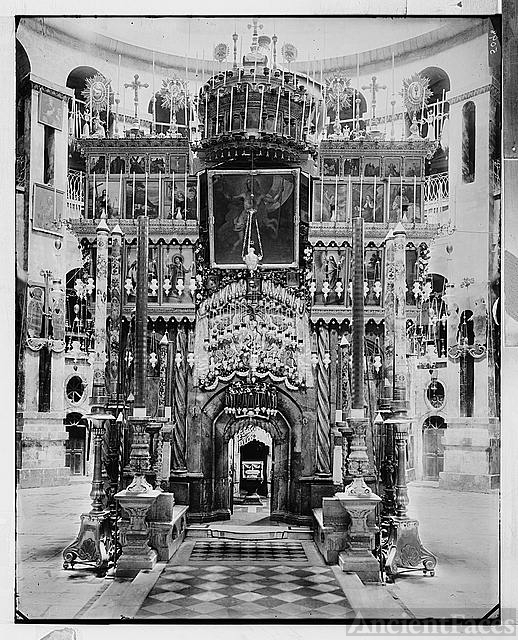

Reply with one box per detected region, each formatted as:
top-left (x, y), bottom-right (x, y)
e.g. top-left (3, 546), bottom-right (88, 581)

top-left (214, 410), bottom-right (291, 520)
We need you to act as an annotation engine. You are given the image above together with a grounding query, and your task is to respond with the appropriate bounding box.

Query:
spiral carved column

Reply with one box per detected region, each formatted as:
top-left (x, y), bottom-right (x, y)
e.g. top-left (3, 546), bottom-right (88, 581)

top-left (106, 224), bottom-right (123, 401)
top-left (315, 324), bottom-right (331, 476)
top-left (172, 324), bottom-right (187, 473)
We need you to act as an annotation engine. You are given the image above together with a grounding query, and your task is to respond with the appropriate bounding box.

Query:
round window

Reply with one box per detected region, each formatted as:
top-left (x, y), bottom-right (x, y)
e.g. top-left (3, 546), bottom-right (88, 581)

top-left (426, 379), bottom-right (445, 409)
top-left (66, 376), bottom-right (86, 404)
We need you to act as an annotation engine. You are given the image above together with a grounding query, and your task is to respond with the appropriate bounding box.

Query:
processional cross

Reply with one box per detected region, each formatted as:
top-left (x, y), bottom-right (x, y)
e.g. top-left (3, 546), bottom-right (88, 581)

top-left (362, 75), bottom-right (386, 121)
top-left (125, 73), bottom-right (149, 120)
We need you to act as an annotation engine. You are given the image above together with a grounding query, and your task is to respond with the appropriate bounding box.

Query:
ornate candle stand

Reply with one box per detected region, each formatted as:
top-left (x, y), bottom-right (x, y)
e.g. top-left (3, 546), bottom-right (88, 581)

top-left (63, 403), bottom-right (115, 571)
top-left (383, 409), bottom-right (438, 580)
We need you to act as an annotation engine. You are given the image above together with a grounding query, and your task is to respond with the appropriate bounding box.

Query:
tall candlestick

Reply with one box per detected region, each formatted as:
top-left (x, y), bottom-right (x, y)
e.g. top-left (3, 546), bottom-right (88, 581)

top-left (348, 173), bottom-right (352, 221)
top-left (320, 173), bottom-right (324, 222)
top-left (391, 52), bottom-right (395, 96)
top-left (413, 174), bottom-right (417, 223)
top-left (172, 172), bottom-right (175, 218)
top-left (132, 171), bottom-right (135, 218)
top-left (359, 174), bottom-right (363, 218)
top-left (158, 171), bottom-right (161, 218)
top-left (118, 170), bottom-right (122, 218)
top-left (334, 174), bottom-right (338, 221)
top-left (204, 90), bottom-right (208, 136)
top-left (352, 89), bottom-right (356, 127)
top-left (145, 172), bottom-right (148, 216)
top-left (400, 174), bottom-right (403, 221)
top-left (229, 85), bottom-right (233, 130)
top-left (93, 173), bottom-right (96, 219)
top-left (53, 183), bottom-right (57, 221)
top-left (373, 174), bottom-right (377, 221)
top-left (288, 91), bottom-right (291, 136)
top-left (105, 172), bottom-right (108, 218)
top-left (184, 172), bottom-right (188, 219)
top-left (152, 51), bottom-right (156, 134)
top-left (259, 85), bottom-right (264, 132)
top-left (301, 93), bottom-right (306, 137)
top-left (388, 174), bottom-right (391, 222)
top-left (274, 86), bottom-right (281, 132)
top-left (244, 84), bottom-right (249, 129)
top-left (216, 88), bottom-right (220, 134)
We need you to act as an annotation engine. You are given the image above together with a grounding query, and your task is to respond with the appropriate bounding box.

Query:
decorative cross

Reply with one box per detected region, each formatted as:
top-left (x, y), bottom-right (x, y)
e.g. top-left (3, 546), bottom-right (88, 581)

top-left (247, 18), bottom-right (263, 51)
top-left (124, 74), bottom-right (149, 119)
top-left (362, 75), bottom-right (386, 120)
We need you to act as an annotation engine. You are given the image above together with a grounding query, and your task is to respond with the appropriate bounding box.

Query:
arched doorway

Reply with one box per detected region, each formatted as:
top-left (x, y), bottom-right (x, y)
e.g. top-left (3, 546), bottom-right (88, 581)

top-left (64, 412), bottom-right (89, 476)
top-left (214, 410), bottom-right (291, 522)
top-left (422, 415), bottom-right (447, 480)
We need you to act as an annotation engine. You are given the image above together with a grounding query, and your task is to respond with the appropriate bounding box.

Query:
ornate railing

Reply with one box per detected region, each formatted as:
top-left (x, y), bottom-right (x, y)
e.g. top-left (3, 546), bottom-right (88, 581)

top-left (67, 169), bottom-right (85, 218)
top-left (423, 172), bottom-right (449, 224)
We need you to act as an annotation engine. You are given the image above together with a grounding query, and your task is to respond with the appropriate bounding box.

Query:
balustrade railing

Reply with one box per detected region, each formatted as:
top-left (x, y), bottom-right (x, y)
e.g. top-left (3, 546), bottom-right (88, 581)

top-left (67, 169), bottom-right (85, 218)
top-left (423, 172), bottom-right (449, 225)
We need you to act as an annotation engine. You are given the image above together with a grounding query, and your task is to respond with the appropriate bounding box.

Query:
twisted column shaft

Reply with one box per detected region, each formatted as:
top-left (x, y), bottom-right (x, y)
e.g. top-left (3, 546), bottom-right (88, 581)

top-left (172, 325), bottom-right (187, 472)
top-left (315, 325), bottom-right (331, 476)
top-left (106, 226), bottom-right (123, 399)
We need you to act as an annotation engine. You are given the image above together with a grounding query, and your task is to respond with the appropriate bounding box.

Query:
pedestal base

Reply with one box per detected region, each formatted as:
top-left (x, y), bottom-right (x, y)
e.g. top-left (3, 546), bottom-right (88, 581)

top-left (338, 550), bottom-right (381, 583)
top-left (62, 510), bottom-right (113, 571)
top-left (384, 517), bottom-right (437, 579)
top-left (115, 488), bottom-right (160, 577)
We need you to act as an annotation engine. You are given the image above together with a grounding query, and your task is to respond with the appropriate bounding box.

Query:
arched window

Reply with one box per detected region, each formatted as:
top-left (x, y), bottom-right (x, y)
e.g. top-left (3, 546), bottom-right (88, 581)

top-left (418, 67), bottom-right (450, 176)
top-left (462, 101), bottom-right (476, 183)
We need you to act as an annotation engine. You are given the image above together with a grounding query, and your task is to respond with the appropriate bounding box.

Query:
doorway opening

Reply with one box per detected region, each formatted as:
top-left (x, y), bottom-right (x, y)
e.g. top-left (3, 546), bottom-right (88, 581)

top-left (422, 415), bottom-right (447, 480)
top-left (228, 422), bottom-right (273, 521)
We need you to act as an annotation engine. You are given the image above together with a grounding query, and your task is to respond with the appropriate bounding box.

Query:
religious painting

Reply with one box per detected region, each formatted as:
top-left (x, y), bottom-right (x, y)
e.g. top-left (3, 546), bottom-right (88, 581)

top-left (162, 245), bottom-right (194, 302)
top-left (109, 155), bottom-right (126, 174)
top-left (313, 181), bottom-right (348, 222)
top-left (384, 157), bottom-right (401, 177)
top-left (129, 155), bottom-right (146, 174)
top-left (322, 157), bottom-right (340, 176)
top-left (405, 157), bottom-right (422, 177)
top-left (364, 247), bottom-right (383, 306)
top-left (313, 248), bottom-right (346, 306)
top-left (163, 178), bottom-right (197, 220)
top-left (149, 156), bottom-right (166, 174)
top-left (147, 246), bottom-right (160, 301)
top-left (32, 183), bottom-right (64, 234)
top-left (125, 179), bottom-right (159, 218)
top-left (89, 155), bottom-right (105, 174)
top-left (208, 169), bottom-right (299, 268)
top-left (362, 157), bottom-right (381, 177)
top-left (388, 184), bottom-right (408, 222)
top-left (343, 158), bottom-right (360, 176)
top-left (89, 178), bottom-right (123, 218)
top-left (352, 183), bottom-right (384, 222)
top-left (38, 91), bottom-right (63, 130)
top-left (27, 285), bottom-right (44, 338)
top-left (170, 155), bottom-right (187, 173)
top-left (124, 246), bottom-right (137, 301)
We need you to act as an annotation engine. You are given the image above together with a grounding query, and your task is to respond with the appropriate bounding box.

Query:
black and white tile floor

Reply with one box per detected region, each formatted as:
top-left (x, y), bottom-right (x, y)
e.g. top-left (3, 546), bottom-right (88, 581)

top-left (135, 541), bottom-right (355, 620)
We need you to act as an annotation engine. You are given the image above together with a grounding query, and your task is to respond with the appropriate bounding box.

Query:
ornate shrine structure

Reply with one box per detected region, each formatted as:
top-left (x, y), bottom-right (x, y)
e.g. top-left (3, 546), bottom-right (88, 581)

top-left (15, 16), bottom-right (500, 579)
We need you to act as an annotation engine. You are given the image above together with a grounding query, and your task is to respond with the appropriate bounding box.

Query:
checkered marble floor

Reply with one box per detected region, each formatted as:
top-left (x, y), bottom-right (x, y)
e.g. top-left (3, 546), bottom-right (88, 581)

top-left (135, 562), bottom-right (355, 620)
top-left (189, 539), bottom-right (308, 561)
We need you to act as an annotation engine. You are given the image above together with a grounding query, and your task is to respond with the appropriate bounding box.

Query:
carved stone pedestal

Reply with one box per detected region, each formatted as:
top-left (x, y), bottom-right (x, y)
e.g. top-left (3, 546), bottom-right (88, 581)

top-left (384, 517), bottom-right (437, 579)
top-left (335, 489), bottom-right (381, 583)
top-left (114, 489), bottom-right (160, 577)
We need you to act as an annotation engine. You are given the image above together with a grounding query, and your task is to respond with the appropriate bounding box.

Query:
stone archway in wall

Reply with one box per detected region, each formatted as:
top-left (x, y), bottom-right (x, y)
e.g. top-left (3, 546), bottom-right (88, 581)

top-left (214, 411), bottom-right (291, 520)
top-left (194, 380), bottom-right (311, 523)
